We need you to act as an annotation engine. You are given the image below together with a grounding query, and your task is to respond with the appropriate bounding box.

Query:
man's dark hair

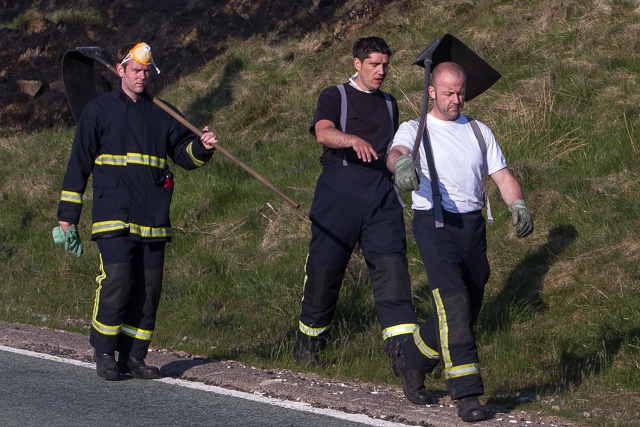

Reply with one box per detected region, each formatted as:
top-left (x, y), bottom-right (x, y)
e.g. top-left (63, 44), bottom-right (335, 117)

top-left (117, 43), bottom-right (138, 68)
top-left (352, 37), bottom-right (392, 61)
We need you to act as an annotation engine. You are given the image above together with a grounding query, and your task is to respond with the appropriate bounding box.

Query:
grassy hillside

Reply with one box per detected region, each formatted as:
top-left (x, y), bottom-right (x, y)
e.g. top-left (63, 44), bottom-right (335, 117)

top-left (1, 1), bottom-right (639, 425)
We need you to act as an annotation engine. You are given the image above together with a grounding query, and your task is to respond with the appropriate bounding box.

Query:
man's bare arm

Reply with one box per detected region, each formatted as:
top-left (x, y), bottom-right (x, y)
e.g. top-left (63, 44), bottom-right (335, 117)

top-left (315, 119), bottom-right (379, 163)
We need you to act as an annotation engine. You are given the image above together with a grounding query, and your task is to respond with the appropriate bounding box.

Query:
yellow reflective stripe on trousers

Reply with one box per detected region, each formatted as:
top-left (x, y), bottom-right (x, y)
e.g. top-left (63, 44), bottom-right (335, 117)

top-left (299, 320), bottom-right (330, 337)
top-left (91, 253), bottom-right (122, 336)
top-left (61, 190), bottom-right (82, 204)
top-left (433, 289), bottom-right (481, 379)
top-left (122, 324), bottom-right (154, 341)
top-left (302, 254), bottom-right (309, 298)
top-left (433, 288), bottom-right (453, 368)
top-left (95, 153), bottom-right (166, 169)
top-left (413, 328), bottom-right (440, 360)
top-left (92, 318), bottom-right (122, 336)
top-left (382, 323), bottom-right (418, 340)
top-left (92, 221), bottom-right (172, 239)
top-left (186, 142), bottom-right (205, 167)
top-left (444, 362), bottom-right (481, 379)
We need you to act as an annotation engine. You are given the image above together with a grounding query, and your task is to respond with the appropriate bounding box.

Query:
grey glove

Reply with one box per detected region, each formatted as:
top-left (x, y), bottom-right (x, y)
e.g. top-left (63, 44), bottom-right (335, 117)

top-left (393, 154), bottom-right (420, 191)
top-left (508, 200), bottom-right (533, 238)
top-left (52, 225), bottom-right (83, 258)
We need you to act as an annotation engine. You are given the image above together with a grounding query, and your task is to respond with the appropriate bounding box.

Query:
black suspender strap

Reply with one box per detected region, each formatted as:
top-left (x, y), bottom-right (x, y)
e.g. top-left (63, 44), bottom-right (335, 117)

top-left (382, 91), bottom-right (394, 148)
top-left (337, 84), bottom-right (348, 132)
top-left (419, 116), bottom-right (445, 228)
top-left (468, 118), bottom-right (494, 223)
top-left (336, 84), bottom-right (348, 165)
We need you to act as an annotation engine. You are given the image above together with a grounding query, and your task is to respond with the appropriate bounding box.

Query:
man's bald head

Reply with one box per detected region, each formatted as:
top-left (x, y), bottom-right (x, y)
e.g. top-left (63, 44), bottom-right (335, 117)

top-left (428, 62), bottom-right (467, 121)
top-left (432, 62), bottom-right (466, 87)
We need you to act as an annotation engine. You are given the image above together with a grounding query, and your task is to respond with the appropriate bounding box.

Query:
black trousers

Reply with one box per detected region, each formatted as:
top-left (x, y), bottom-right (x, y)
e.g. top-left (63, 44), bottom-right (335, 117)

top-left (90, 236), bottom-right (166, 359)
top-left (403, 208), bottom-right (490, 400)
top-left (299, 164), bottom-right (418, 358)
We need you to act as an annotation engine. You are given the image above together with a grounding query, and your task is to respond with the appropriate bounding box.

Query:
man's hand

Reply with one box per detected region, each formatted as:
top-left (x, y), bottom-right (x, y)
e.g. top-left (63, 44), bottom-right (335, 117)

top-left (53, 224), bottom-right (83, 257)
top-left (393, 154), bottom-right (420, 191)
top-left (200, 125), bottom-right (218, 150)
top-left (508, 200), bottom-right (533, 238)
top-left (349, 136), bottom-right (379, 163)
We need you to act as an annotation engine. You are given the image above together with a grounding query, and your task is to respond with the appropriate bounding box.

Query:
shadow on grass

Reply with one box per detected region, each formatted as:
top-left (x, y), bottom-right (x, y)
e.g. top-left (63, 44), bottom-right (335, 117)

top-left (480, 224), bottom-right (579, 335)
top-left (552, 324), bottom-right (640, 391)
top-left (184, 57), bottom-right (245, 127)
top-left (488, 325), bottom-right (640, 409)
top-left (484, 223), bottom-right (640, 406)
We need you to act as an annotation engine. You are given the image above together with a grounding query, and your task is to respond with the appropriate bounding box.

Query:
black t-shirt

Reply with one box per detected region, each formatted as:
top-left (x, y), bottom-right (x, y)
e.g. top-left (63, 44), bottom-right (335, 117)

top-left (309, 83), bottom-right (399, 174)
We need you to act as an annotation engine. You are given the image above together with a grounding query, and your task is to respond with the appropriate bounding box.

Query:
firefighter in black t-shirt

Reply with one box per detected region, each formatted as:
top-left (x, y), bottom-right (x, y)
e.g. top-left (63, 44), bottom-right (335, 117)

top-left (296, 38), bottom-right (425, 399)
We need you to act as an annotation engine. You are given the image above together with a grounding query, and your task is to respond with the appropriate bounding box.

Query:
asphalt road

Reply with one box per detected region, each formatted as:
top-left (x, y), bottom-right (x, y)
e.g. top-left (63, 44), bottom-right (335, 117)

top-left (0, 323), bottom-right (580, 427)
top-left (0, 347), bottom-right (403, 427)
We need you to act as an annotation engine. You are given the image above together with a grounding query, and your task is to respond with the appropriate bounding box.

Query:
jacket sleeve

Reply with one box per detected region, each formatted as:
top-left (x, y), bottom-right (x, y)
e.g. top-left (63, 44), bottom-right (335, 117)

top-left (163, 101), bottom-right (215, 170)
top-left (57, 106), bottom-right (100, 224)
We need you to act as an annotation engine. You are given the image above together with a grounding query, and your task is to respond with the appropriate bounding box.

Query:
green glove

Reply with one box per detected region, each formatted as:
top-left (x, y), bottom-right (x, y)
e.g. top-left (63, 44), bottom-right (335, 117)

top-left (393, 154), bottom-right (420, 191)
top-left (508, 200), bottom-right (534, 238)
top-left (52, 226), bottom-right (65, 245)
top-left (52, 225), bottom-right (83, 258)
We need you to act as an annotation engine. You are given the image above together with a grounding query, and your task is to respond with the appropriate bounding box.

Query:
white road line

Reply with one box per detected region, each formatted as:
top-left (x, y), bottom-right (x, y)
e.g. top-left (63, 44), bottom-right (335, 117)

top-left (0, 345), bottom-right (406, 427)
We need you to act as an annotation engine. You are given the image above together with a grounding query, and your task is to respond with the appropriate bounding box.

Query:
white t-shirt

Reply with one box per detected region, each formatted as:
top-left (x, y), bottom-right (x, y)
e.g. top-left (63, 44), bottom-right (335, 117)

top-left (391, 113), bottom-right (507, 213)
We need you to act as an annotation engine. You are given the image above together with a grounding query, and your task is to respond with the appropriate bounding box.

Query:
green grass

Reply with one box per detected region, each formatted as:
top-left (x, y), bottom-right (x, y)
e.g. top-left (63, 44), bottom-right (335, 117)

top-left (1, 3), bottom-right (102, 29)
top-left (2, 1), bottom-right (640, 426)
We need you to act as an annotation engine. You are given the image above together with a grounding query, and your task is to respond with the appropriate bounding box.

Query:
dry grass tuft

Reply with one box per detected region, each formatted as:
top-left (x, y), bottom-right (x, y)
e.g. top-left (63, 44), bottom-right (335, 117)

top-left (258, 203), bottom-right (309, 257)
top-left (588, 169), bottom-right (639, 196)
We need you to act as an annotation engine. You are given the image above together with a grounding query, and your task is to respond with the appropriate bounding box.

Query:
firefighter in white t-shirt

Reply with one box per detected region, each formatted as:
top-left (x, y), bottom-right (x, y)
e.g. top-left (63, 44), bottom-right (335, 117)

top-left (386, 61), bottom-right (533, 423)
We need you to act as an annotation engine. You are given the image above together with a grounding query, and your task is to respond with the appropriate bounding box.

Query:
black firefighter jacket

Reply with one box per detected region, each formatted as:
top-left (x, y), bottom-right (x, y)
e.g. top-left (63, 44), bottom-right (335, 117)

top-left (57, 87), bottom-right (214, 242)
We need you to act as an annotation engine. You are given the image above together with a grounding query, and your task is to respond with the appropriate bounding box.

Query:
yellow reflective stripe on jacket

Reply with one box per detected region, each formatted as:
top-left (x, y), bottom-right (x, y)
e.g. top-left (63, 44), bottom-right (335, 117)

top-left (122, 324), bottom-right (154, 341)
top-left (299, 320), bottom-right (330, 337)
top-left (413, 328), bottom-right (440, 360)
top-left (91, 221), bottom-right (172, 239)
top-left (186, 142), bottom-right (205, 167)
top-left (129, 223), bottom-right (172, 239)
top-left (60, 190), bottom-right (82, 204)
top-left (382, 323), bottom-right (418, 340)
top-left (126, 153), bottom-right (166, 168)
top-left (444, 363), bottom-right (481, 379)
top-left (433, 289), bottom-right (453, 368)
top-left (92, 220), bottom-right (129, 234)
top-left (95, 153), bottom-right (166, 169)
top-left (95, 154), bottom-right (127, 166)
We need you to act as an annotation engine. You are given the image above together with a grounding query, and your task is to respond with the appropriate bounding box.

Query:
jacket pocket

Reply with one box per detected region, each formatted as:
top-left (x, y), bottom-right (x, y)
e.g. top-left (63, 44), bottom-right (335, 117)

top-left (92, 174), bottom-right (119, 218)
top-left (154, 184), bottom-right (174, 226)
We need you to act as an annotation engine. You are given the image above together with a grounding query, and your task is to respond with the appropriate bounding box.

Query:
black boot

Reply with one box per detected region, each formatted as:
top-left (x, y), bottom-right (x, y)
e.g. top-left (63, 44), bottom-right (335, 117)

top-left (295, 332), bottom-right (324, 367)
top-left (93, 350), bottom-right (120, 381)
top-left (457, 395), bottom-right (487, 422)
top-left (392, 353), bottom-right (433, 405)
top-left (118, 354), bottom-right (160, 379)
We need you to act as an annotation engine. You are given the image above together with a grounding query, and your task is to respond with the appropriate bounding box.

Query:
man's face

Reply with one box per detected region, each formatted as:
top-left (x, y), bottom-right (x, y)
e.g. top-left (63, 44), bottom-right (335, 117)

top-left (429, 71), bottom-right (466, 121)
top-left (353, 52), bottom-right (389, 91)
top-left (117, 60), bottom-right (152, 100)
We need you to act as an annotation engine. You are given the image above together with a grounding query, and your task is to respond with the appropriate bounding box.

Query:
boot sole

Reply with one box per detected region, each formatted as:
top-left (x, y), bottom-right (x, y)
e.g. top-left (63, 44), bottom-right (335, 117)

top-left (97, 370), bottom-right (120, 381)
top-left (460, 411), bottom-right (487, 423)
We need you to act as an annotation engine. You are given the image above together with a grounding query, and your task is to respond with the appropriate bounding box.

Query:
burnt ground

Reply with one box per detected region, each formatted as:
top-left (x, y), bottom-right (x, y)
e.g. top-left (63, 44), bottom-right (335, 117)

top-left (0, 321), bottom-right (583, 427)
top-left (0, 0), bottom-right (404, 132)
